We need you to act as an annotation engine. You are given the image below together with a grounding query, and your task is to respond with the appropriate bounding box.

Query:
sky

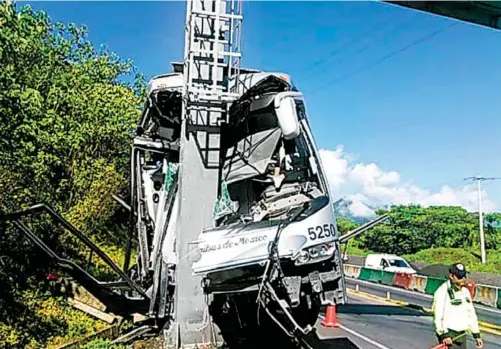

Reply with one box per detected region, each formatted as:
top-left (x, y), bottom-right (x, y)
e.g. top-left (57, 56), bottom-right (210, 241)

top-left (24, 0), bottom-right (501, 217)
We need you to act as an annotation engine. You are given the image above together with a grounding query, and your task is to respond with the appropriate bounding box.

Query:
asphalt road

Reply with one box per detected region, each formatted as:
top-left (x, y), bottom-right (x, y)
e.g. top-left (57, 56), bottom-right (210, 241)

top-left (345, 278), bottom-right (501, 327)
top-left (318, 292), bottom-right (501, 349)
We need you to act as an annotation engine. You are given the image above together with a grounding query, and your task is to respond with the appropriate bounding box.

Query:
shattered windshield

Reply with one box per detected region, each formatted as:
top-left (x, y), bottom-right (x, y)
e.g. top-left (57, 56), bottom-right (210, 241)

top-left (214, 88), bottom-right (329, 225)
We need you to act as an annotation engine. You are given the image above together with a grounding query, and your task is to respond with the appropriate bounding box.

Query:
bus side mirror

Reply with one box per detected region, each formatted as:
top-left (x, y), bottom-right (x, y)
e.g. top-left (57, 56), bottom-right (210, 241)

top-left (275, 96), bottom-right (301, 140)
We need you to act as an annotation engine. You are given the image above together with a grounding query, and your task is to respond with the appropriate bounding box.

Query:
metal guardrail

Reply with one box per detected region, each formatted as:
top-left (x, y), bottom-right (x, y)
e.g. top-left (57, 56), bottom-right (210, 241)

top-left (0, 203), bottom-right (147, 298)
top-left (339, 214), bottom-right (389, 244)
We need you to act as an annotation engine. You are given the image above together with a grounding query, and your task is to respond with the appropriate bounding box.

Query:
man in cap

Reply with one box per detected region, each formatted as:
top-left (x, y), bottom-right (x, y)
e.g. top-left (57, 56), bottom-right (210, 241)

top-left (432, 263), bottom-right (483, 349)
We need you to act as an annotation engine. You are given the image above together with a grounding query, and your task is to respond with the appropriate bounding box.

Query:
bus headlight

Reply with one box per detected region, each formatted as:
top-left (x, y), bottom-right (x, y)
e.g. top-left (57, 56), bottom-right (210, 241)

top-left (294, 242), bottom-right (336, 266)
top-left (319, 244), bottom-right (330, 256)
top-left (297, 250), bottom-right (310, 264)
top-left (309, 248), bottom-right (319, 258)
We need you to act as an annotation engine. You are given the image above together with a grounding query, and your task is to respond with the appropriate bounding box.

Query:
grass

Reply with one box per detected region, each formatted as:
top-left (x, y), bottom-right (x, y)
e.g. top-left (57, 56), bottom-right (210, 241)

top-left (403, 248), bottom-right (501, 274)
top-left (345, 245), bottom-right (373, 257)
top-left (81, 338), bottom-right (128, 349)
top-left (0, 291), bottom-right (107, 349)
top-left (0, 243), bottom-right (134, 348)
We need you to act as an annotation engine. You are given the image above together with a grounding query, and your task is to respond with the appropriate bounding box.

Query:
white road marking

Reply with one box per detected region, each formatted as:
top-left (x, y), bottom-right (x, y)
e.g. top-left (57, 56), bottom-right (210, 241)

top-left (318, 314), bottom-right (393, 349)
top-left (339, 324), bottom-right (394, 349)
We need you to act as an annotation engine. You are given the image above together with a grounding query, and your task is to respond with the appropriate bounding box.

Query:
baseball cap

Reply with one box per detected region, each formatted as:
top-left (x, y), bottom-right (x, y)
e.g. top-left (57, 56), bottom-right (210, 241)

top-left (449, 263), bottom-right (467, 279)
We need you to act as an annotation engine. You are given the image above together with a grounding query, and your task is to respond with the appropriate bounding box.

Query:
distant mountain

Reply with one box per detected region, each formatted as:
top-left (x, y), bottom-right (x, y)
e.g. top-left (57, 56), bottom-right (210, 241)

top-left (333, 198), bottom-right (381, 225)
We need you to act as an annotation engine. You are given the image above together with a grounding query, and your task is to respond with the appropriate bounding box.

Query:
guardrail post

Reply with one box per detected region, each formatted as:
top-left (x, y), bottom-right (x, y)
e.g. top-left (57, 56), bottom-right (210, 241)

top-left (497, 288), bottom-right (501, 309)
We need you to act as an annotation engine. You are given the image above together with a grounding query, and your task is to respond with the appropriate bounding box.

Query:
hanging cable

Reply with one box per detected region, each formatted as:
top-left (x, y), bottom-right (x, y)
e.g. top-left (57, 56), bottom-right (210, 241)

top-left (300, 15), bottom-right (416, 76)
top-left (255, 201), bottom-right (311, 326)
top-left (314, 21), bottom-right (460, 91)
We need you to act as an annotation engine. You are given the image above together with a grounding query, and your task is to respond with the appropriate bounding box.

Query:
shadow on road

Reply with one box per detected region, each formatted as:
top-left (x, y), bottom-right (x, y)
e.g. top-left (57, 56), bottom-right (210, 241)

top-left (337, 304), bottom-right (430, 317)
top-left (315, 337), bottom-right (361, 349)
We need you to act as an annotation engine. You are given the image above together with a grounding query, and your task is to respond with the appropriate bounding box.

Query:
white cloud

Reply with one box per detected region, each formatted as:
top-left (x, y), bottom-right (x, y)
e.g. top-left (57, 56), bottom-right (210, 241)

top-left (319, 145), bottom-right (497, 217)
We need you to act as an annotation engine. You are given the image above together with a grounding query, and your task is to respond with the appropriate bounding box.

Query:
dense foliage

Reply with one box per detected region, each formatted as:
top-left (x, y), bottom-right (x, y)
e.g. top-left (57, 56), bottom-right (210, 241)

top-left (336, 217), bottom-right (359, 235)
top-left (339, 205), bottom-right (501, 273)
top-left (359, 205), bottom-right (501, 255)
top-left (0, 2), bottom-right (145, 347)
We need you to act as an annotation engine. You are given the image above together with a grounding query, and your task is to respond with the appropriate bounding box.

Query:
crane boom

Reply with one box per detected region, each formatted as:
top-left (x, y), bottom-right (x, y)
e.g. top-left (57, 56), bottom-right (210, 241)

top-left (165, 0), bottom-right (244, 347)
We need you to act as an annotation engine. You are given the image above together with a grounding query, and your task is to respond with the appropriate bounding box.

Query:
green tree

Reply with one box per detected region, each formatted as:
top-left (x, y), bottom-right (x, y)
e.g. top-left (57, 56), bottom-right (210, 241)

top-left (0, 2), bottom-right (145, 347)
top-left (484, 213), bottom-right (501, 250)
top-left (358, 205), bottom-right (480, 255)
top-left (338, 205), bottom-right (501, 269)
top-left (0, 1), bottom-right (146, 241)
top-left (336, 217), bottom-right (359, 236)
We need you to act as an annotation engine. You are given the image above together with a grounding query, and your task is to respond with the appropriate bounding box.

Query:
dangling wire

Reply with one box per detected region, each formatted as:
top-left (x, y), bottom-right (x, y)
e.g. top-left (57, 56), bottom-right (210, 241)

top-left (255, 201), bottom-right (311, 326)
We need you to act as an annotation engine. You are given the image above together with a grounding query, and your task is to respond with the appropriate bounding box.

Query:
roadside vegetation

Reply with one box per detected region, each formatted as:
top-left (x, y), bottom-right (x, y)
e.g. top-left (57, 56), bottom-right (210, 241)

top-left (0, 2), bottom-right (144, 347)
top-left (338, 205), bottom-right (501, 275)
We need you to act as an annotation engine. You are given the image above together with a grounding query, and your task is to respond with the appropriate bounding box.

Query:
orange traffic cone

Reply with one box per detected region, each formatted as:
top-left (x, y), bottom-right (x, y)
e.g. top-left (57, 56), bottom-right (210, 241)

top-left (322, 305), bottom-right (340, 328)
